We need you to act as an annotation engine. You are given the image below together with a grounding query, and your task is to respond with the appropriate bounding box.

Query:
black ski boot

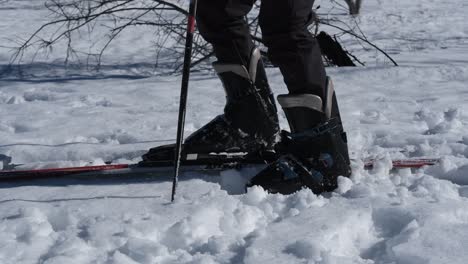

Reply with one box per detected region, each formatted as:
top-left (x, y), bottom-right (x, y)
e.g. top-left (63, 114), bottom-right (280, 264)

top-left (249, 78), bottom-right (351, 194)
top-left (140, 48), bottom-right (280, 165)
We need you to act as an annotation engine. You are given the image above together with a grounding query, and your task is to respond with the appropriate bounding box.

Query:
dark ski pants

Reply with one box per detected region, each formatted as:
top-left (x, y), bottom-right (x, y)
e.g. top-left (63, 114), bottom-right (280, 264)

top-left (196, 0), bottom-right (326, 97)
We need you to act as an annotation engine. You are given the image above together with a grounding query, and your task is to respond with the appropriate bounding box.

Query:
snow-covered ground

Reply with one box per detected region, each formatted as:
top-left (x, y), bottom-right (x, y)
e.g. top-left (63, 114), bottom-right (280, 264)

top-left (1, 0), bottom-right (468, 263)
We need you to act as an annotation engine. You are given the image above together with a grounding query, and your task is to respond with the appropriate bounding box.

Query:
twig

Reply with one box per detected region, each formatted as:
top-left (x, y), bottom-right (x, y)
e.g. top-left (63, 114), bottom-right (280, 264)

top-left (321, 21), bottom-right (398, 66)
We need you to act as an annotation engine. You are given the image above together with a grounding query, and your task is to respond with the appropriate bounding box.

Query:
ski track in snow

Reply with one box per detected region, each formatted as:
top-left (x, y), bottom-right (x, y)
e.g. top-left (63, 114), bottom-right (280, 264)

top-left (1, 0), bottom-right (468, 263)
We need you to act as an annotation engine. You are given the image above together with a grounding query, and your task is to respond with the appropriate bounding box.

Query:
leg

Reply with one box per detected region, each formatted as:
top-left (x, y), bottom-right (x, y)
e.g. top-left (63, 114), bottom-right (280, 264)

top-left (259, 0), bottom-right (326, 97)
top-left (249, 78), bottom-right (352, 194)
top-left (141, 0), bottom-right (280, 163)
top-left (196, 0), bottom-right (255, 65)
top-left (191, 0), bottom-right (279, 152)
top-left (250, 0), bottom-right (351, 194)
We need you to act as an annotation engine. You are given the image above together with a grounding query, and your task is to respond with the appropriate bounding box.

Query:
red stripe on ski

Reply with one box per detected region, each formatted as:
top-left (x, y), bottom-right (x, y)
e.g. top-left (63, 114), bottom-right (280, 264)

top-left (0, 164), bottom-right (130, 180)
top-left (2, 164), bottom-right (129, 174)
top-left (364, 158), bottom-right (439, 169)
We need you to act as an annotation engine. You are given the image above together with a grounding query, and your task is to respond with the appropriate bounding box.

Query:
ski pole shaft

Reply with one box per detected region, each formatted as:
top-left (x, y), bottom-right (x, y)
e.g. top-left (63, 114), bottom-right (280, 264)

top-left (171, 0), bottom-right (198, 202)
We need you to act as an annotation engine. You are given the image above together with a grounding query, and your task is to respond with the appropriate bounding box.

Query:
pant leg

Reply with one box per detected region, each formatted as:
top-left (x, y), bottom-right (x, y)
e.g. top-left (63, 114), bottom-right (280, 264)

top-left (196, 0), bottom-right (255, 65)
top-left (259, 0), bottom-right (326, 97)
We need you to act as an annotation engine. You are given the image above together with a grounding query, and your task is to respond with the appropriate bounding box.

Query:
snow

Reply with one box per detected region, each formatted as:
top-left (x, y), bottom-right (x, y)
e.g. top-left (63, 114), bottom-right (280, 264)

top-left (1, 0), bottom-right (468, 263)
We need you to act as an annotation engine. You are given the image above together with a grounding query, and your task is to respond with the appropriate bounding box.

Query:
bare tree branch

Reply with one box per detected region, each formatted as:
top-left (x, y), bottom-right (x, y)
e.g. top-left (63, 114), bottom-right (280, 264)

top-left (9, 0), bottom-right (396, 72)
top-left (320, 20), bottom-right (398, 66)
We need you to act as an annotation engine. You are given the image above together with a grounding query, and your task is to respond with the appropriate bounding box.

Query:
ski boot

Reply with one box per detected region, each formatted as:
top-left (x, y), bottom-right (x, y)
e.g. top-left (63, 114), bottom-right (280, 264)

top-left (249, 78), bottom-right (351, 194)
top-left (140, 48), bottom-right (280, 165)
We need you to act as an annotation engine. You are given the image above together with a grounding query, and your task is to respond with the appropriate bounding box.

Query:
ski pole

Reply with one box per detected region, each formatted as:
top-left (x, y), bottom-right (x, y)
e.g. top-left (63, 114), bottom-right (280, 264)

top-left (171, 0), bottom-right (198, 202)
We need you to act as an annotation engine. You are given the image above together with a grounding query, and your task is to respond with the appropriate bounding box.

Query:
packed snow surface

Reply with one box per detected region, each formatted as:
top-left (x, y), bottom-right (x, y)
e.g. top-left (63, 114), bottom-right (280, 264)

top-left (1, 0), bottom-right (468, 263)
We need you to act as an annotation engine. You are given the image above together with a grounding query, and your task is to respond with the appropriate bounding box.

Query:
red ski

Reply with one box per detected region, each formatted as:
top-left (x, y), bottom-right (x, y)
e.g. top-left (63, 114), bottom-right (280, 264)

top-left (0, 164), bottom-right (130, 180)
top-left (0, 158), bottom-right (440, 181)
top-left (363, 158), bottom-right (440, 169)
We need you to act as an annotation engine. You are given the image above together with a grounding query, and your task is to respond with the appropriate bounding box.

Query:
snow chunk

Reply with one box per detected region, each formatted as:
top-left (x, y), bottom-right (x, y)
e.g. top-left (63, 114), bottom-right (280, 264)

top-left (336, 176), bottom-right (354, 194)
top-left (163, 207), bottom-right (224, 250)
top-left (119, 238), bottom-right (169, 264)
top-left (284, 239), bottom-right (324, 261)
top-left (0, 208), bottom-right (56, 263)
top-left (243, 185), bottom-right (268, 205)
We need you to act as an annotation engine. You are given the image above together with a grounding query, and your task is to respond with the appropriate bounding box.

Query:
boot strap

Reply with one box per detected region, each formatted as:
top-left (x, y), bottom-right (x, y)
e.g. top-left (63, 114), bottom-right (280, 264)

top-left (285, 117), bottom-right (342, 141)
